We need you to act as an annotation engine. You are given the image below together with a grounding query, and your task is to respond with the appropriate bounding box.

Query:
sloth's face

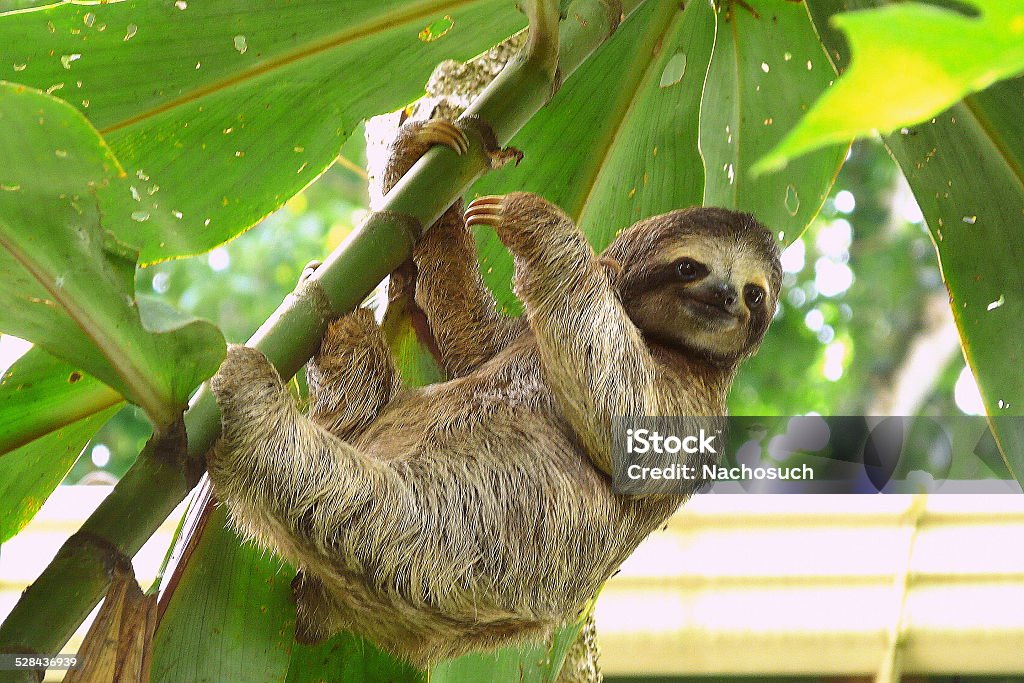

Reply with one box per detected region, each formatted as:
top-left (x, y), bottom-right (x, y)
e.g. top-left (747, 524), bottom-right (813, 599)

top-left (609, 208), bottom-right (781, 366)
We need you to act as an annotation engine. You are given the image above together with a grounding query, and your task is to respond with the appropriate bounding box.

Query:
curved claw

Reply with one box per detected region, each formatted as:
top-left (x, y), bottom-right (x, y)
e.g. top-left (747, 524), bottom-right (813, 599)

top-left (417, 119), bottom-right (469, 156)
top-left (298, 259), bottom-right (322, 286)
top-left (464, 195), bottom-right (506, 229)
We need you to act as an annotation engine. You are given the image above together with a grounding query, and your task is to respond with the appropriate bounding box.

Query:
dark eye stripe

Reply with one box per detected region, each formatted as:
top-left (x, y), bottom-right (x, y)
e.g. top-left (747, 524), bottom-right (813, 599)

top-left (621, 260), bottom-right (703, 302)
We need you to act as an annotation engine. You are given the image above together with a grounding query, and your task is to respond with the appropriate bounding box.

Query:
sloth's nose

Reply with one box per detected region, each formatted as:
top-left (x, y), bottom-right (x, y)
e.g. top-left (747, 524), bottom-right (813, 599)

top-left (688, 279), bottom-right (741, 317)
top-left (708, 281), bottom-right (739, 308)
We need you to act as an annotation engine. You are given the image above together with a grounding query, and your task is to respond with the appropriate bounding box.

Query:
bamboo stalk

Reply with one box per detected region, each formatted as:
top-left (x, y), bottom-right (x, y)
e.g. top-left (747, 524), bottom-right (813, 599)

top-left (0, 0), bottom-right (643, 668)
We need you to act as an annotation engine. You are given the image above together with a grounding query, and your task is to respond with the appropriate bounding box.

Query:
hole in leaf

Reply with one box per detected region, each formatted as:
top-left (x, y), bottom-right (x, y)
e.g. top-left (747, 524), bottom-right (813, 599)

top-left (785, 184), bottom-right (800, 216)
top-left (418, 15), bottom-right (454, 42)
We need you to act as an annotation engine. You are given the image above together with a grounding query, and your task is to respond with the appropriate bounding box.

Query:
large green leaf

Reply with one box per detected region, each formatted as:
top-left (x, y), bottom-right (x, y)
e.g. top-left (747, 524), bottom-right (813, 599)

top-left (472, 0), bottom-right (716, 310)
top-left (883, 86), bottom-right (1024, 477)
top-left (701, 0), bottom-right (847, 241)
top-left (0, 347), bottom-right (121, 456)
top-left (759, 0), bottom-right (1024, 171)
top-left (807, 0), bottom-right (1024, 478)
top-left (0, 393), bottom-right (121, 543)
top-left (0, 84), bottom-right (225, 426)
top-left (0, 0), bottom-right (526, 262)
top-left (152, 505), bottom-right (297, 683)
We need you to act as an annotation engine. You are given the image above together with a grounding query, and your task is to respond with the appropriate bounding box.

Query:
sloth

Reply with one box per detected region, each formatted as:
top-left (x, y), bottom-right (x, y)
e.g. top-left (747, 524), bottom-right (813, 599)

top-left (207, 119), bottom-right (782, 666)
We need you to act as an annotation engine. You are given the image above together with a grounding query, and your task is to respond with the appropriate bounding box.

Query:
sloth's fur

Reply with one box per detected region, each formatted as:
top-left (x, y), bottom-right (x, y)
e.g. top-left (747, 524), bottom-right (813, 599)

top-left (207, 121), bottom-right (782, 666)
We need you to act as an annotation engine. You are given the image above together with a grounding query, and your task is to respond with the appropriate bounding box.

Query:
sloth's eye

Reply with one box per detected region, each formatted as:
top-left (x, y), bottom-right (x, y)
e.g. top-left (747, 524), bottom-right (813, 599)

top-left (675, 258), bottom-right (707, 282)
top-left (744, 284), bottom-right (766, 308)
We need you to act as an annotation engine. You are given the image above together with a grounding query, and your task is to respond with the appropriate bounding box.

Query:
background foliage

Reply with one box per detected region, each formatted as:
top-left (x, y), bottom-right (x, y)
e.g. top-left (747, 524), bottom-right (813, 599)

top-left (0, 0), bottom-right (1022, 680)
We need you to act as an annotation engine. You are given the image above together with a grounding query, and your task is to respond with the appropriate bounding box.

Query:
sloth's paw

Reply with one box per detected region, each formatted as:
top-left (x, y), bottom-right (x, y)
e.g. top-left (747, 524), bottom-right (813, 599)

top-left (465, 192), bottom-right (571, 248)
top-left (210, 344), bottom-right (286, 416)
top-left (385, 119), bottom-right (467, 185)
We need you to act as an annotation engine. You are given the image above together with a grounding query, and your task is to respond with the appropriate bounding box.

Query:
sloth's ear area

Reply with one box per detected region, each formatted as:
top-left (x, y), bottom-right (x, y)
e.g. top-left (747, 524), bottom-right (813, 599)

top-left (599, 256), bottom-right (623, 286)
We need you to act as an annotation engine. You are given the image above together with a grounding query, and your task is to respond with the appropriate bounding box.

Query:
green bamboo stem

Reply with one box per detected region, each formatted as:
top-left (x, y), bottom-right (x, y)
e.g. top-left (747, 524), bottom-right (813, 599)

top-left (0, 0), bottom-right (640, 666)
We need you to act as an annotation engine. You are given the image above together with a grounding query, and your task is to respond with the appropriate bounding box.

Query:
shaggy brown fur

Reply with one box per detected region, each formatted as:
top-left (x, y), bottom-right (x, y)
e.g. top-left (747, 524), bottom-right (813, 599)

top-left (207, 120), bottom-right (782, 666)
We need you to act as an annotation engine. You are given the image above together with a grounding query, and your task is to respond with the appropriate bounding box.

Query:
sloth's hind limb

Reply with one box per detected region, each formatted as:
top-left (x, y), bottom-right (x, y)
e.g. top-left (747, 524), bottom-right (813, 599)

top-left (208, 345), bottom-right (416, 573)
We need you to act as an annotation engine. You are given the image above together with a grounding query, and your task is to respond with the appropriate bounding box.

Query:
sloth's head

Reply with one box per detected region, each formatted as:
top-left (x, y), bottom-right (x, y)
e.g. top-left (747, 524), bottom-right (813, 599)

top-left (603, 207), bottom-right (782, 367)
